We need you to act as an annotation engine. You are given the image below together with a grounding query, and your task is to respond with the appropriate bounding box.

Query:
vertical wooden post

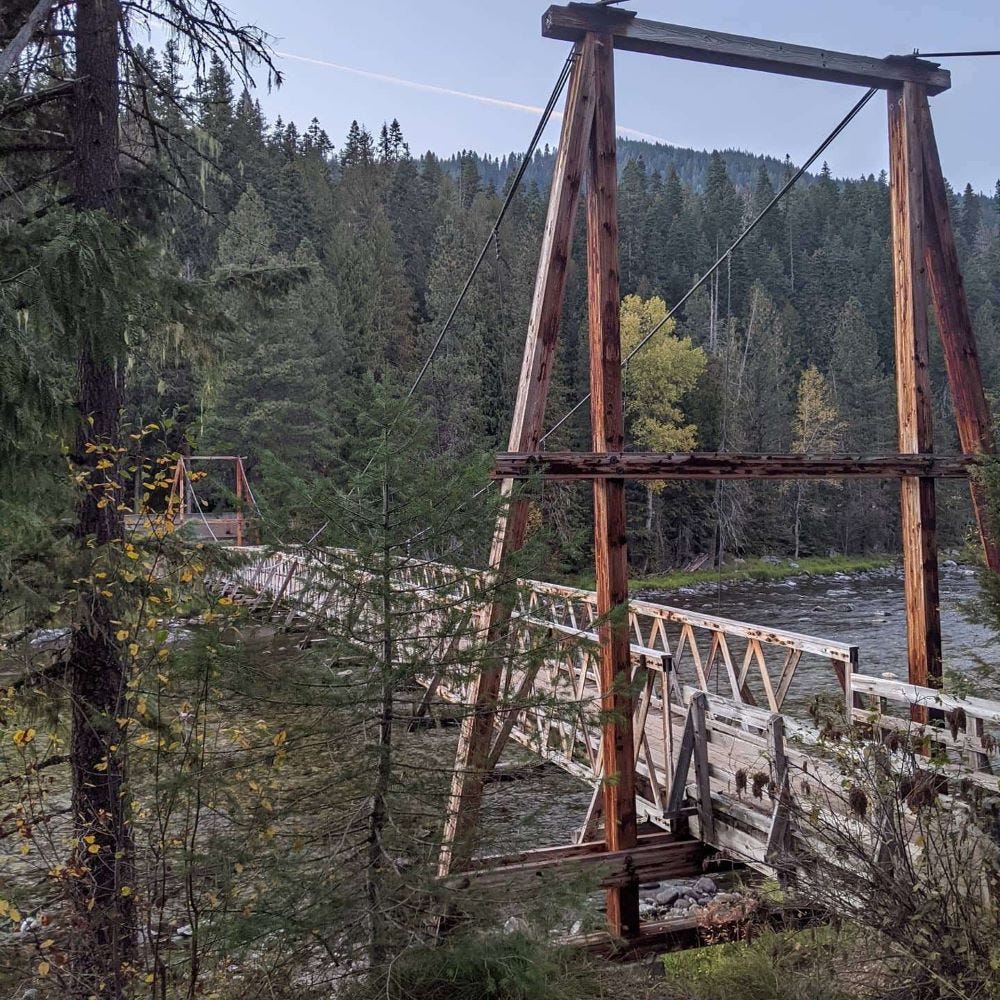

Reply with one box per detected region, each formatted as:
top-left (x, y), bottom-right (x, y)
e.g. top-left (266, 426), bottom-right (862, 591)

top-left (915, 92), bottom-right (1000, 573)
top-left (888, 83), bottom-right (942, 716)
top-left (438, 40), bottom-right (597, 879)
top-left (235, 458), bottom-right (245, 547)
top-left (587, 30), bottom-right (639, 939)
top-left (178, 456), bottom-right (186, 526)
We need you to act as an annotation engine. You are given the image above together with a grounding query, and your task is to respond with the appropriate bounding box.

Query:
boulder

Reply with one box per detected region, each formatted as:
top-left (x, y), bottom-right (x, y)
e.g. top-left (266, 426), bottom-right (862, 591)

top-left (655, 888), bottom-right (682, 906)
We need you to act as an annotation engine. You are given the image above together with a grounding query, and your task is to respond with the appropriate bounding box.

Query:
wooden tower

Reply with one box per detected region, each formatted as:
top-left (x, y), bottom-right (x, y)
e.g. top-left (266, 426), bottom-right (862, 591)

top-left (440, 3), bottom-right (997, 938)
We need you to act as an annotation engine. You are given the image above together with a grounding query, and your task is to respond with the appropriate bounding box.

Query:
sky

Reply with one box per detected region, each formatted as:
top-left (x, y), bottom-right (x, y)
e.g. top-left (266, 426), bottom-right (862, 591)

top-left (207, 0), bottom-right (999, 192)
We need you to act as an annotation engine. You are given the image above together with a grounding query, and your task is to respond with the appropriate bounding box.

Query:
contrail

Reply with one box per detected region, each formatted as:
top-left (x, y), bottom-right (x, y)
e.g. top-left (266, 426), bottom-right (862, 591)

top-left (275, 50), bottom-right (674, 146)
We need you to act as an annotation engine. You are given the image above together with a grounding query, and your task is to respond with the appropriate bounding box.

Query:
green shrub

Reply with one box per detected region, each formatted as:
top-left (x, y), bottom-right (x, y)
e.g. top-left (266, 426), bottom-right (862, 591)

top-left (346, 930), bottom-right (618, 1000)
top-left (659, 928), bottom-right (854, 1000)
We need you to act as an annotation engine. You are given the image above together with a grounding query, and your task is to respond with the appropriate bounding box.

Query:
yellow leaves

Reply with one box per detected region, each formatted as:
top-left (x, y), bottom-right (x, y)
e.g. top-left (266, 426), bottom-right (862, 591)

top-left (218, 596), bottom-right (234, 606)
top-left (262, 825), bottom-right (277, 843)
top-left (272, 731), bottom-right (287, 748)
top-left (0, 900), bottom-right (8, 917)
top-left (121, 570), bottom-right (137, 583)
top-left (12, 728), bottom-right (36, 746)
top-left (179, 568), bottom-right (194, 584)
top-left (87, 843), bottom-right (101, 854)
top-left (94, 761), bottom-right (108, 773)
top-left (116, 629), bottom-right (129, 642)
top-left (128, 643), bottom-right (140, 658)
top-left (793, 365), bottom-right (846, 453)
top-left (143, 973), bottom-right (155, 985)
top-left (120, 886), bottom-right (132, 897)
top-left (96, 458), bottom-right (113, 470)
top-left (37, 961), bottom-right (50, 977)
top-left (618, 294), bottom-right (706, 460)
top-left (136, 696), bottom-right (148, 717)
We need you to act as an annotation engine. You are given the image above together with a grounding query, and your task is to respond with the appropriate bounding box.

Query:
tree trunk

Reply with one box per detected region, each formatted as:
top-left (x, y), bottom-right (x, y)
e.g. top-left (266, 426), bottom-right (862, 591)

top-left (68, 1), bottom-right (136, 993)
top-left (367, 467), bottom-right (394, 966)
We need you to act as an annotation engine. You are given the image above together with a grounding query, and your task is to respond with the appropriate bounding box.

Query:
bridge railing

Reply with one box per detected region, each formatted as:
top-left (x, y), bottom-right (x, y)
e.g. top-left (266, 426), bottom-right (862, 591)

top-left (849, 674), bottom-right (1000, 777)
top-left (219, 546), bottom-right (1000, 865)
top-left (219, 546), bottom-right (868, 822)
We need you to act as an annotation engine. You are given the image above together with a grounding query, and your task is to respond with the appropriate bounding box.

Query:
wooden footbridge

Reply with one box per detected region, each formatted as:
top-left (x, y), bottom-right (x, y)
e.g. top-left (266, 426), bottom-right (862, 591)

top-left (218, 547), bottom-right (1000, 932)
top-left (210, 3), bottom-right (1000, 943)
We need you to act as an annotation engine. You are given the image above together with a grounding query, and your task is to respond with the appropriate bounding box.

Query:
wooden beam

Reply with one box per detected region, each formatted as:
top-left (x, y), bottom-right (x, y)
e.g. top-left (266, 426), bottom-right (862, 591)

top-left (453, 835), bottom-right (704, 889)
top-left (542, 5), bottom-right (950, 94)
top-left (888, 83), bottom-right (942, 712)
top-left (915, 92), bottom-right (1000, 574)
top-left (235, 457), bottom-right (244, 548)
top-left (494, 451), bottom-right (973, 480)
top-left (437, 39), bottom-right (597, 880)
top-left (689, 692), bottom-right (716, 845)
top-left (587, 30), bottom-right (640, 940)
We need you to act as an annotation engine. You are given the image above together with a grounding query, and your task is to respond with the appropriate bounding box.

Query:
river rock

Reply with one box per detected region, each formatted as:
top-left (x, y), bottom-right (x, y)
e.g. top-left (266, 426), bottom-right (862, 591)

top-left (655, 888), bottom-right (682, 906)
top-left (693, 876), bottom-right (717, 894)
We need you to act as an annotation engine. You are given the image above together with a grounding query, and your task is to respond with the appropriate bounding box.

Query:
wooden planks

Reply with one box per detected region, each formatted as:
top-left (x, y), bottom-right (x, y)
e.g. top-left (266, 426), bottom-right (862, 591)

top-left (437, 39), bottom-right (597, 880)
top-left (494, 451), bottom-right (974, 480)
top-left (888, 83), bottom-right (942, 713)
top-left (586, 29), bottom-right (639, 940)
top-left (914, 91), bottom-right (1000, 574)
top-left (542, 5), bottom-right (950, 94)
top-left (455, 833), bottom-right (705, 889)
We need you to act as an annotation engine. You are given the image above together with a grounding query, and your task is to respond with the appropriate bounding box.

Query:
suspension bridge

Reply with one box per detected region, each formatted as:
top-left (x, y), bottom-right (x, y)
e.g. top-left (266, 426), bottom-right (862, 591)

top-left (176, 2), bottom-right (1000, 945)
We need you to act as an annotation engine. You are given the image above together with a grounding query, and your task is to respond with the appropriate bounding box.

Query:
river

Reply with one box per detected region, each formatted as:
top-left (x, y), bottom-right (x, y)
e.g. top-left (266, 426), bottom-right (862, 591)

top-left (641, 563), bottom-right (999, 709)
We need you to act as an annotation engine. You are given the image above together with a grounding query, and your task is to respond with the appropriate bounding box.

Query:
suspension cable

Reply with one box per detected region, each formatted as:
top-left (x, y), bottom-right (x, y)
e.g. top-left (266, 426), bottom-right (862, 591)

top-left (538, 85), bottom-right (879, 446)
top-left (347, 50), bottom-right (578, 496)
top-left (405, 48), bottom-right (577, 402)
top-left (915, 49), bottom-right (1000, 58)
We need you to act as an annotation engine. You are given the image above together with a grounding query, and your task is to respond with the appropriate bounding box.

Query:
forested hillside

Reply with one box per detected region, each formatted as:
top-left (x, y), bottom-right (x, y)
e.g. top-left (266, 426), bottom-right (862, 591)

top-left (9, 46), bottom-right (1000, 573)
top-left (6, 10), bottom-right (1000, 996)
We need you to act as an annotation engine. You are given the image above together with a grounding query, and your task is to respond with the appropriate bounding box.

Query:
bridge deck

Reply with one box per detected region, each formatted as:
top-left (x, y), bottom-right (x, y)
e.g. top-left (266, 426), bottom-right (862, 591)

top-left (219, 547), bottom-right (1000, 876)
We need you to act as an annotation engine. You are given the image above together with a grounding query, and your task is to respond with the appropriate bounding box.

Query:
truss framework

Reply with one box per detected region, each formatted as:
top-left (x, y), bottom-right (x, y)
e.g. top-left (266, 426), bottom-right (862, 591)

top-left (440, 4), bottom-right (997, 939)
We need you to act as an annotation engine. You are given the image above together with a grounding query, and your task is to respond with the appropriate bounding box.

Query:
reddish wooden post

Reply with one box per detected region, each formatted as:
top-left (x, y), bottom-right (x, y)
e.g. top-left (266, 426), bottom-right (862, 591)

top-left (587, 30), bottom-right (639, 939)
top-left (438, 40), bottom-right (597, 879)
top-left (888, 83), bottom-right (942, 715)
top-left (915, 92), bottom-right (1000, 573)
top-left (235, 457), bottom-right (245, 547)
top-left (178, 456), bottom-right (187, 526)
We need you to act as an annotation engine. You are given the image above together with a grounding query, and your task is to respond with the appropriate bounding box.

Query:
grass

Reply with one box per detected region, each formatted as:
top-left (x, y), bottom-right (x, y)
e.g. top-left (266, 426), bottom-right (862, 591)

top-left (565, 554), bottom-right (898, 594)
top-left (344, 931), bottom-right (640, 1000)
top-left (658, 928), bottom-right (857, 1000)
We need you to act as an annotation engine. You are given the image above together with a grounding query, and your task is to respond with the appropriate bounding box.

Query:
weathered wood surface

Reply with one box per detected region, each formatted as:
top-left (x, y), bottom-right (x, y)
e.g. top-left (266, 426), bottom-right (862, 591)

top-left (439, 38), bottom-right (598, 881)
top-left (586, 29), bottom-right (639, 939)
top-left (915, 91), bottom-right (1000, 573)
top-left (542, 5), bottom-right (950, 93)
top-left (223, 547), bottom-right (1000, 874)
top-left (455, 832), bottom-right (704, 889)
top-left (493, 451), bottom-right (973, 480)
top-left (888, 83), bottom-right (942, 708)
